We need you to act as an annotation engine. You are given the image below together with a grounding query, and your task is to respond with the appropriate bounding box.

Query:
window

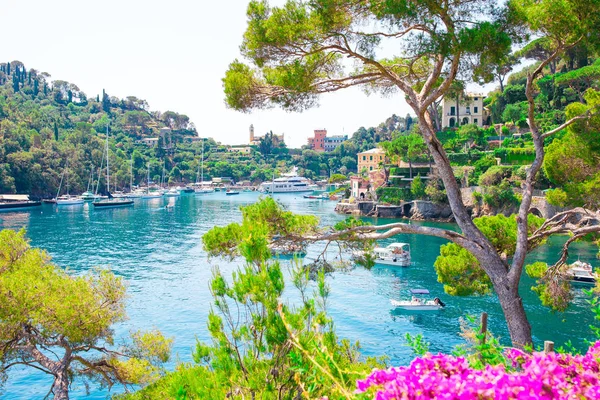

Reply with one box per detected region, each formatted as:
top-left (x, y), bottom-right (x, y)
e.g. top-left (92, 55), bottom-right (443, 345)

top-left (450, 106), bottom-right (456, 116)
top-left (363, 156), bottom-right (366, 160)
top-left (370, 155), bottom-right (373, 161)
top-left (474, 106), bottom-right (478, 113)
top-left (370, 166), bottom-right (373, 171)
top-left (474, 97), bottom-right (479, 101)
top-left (466, 106), bottom-right (470, 114)
top-left (474, 118), bottom-right (478, 124)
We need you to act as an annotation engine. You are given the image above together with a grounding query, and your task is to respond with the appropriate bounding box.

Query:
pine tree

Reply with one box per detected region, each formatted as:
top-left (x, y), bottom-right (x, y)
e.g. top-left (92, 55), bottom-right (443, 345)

top-left (102, 89), bottom-right (110, 112)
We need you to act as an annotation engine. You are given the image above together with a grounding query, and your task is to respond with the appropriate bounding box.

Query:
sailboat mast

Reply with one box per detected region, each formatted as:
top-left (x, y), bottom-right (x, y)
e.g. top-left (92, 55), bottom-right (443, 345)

top-left (130, 159), bottom-right (133, 192)
top-left (106, 125), bottom-right (110, 194)
top-left (201, 139), bottom-right (204, 185)
top-left (65, 158), bottom-right (69, 196)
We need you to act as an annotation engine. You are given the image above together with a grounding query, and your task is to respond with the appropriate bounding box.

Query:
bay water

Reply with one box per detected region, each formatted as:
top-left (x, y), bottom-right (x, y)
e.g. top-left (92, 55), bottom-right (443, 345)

top-left (0, 193), bottom-right (596, 398)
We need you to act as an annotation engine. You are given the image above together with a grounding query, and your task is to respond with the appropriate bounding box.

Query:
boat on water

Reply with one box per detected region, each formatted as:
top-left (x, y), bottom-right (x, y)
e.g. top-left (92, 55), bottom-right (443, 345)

top-left (391, 289), bottom-right (446, 311)
top-left (303, 192), bottom-right (331, 200)
top-left (0, 195), bottom-right (41, 212)
top-left (56, 195), bottom-right (84, 205)
top-left (259, 167), bottom-right (315, 193)
top-left (225, 190), bottom-right (240, 196)
top-left (80, 191), bottom-right (96, 201)
top-left (177, 186), bottom-right (195, 194)
top-left (354, 243), bottom-right (411, 267)
top-left (56, 159), bottom-right (84, 206)
top-left (194, 139), bottom-right (215, 194)
top-left (140, 163), bottom-right (164, 199)
top-left (93, 125), bottom-right (135, 209)
top-left (165, 188), bottom-right (181, 197)
top-left (565, 260), bottom-right (596, 284)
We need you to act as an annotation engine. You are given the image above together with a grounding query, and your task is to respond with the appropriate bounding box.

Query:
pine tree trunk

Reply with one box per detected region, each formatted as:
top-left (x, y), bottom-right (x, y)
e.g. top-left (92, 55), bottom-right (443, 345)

top-left (52, 368), bottom-right (70, 400)
top-left (416, 110), bottom-right (533, 348)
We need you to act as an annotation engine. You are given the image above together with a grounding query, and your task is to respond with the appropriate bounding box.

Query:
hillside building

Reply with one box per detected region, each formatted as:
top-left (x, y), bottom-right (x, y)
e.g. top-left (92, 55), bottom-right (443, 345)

top-left (307, 129), bottom-right (348, 152)
top-left (441, 93), bottom-right (489, 128)
top-left (249, 124), bottom-right (284, 146)
top-left (358, 148), bottom-right (387, 173)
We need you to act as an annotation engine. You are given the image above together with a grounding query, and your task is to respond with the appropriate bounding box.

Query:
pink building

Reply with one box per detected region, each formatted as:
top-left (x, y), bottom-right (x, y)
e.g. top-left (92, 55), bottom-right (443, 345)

top-left (307, 129), bottom-right (327, 152)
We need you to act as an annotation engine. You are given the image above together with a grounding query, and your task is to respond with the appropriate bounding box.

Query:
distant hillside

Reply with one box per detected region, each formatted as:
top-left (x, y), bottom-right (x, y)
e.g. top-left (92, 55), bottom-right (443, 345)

top-left (0, 60), bottom-right (206, 197)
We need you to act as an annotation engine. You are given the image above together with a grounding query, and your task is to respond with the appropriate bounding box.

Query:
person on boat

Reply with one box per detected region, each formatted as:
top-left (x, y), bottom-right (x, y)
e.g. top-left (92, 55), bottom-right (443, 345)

top-left (411, 296), bottom-right (421, 304)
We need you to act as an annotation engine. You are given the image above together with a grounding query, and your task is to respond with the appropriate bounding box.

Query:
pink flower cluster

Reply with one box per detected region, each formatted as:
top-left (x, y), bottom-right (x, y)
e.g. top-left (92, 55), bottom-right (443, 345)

top-left (356, 341), bottom-right (600, 399)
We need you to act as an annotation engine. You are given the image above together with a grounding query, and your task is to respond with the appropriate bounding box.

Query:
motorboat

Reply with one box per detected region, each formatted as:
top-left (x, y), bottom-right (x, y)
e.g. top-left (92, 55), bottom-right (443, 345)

top-left (391, 289), bottom-right (445, 310)
top-left (303, 192), bottom-right (331, 200)
top-left (165, 188), bottom-right (181, 197)
top-left (259, 168), bottom-right (315, 193)
top-left (225, 190), bottom-right (240, 196)
top-left (80, 191), bottom-right (96, 201)
top-left (0, 195), bottom-right (41, 212)
top-left (565, 260), bottom-right (596, 284)
top-left (354, 243), bottom-right (411, 267)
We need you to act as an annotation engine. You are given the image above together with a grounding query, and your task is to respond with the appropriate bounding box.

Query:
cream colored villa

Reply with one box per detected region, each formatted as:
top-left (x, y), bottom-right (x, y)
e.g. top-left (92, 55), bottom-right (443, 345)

top-left (441, 93), bottom-right (488, 128)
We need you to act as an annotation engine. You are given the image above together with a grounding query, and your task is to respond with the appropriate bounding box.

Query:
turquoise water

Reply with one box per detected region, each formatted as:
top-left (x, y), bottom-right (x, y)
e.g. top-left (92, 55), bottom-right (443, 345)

top-left (0, 193), bottom-right (597, 399)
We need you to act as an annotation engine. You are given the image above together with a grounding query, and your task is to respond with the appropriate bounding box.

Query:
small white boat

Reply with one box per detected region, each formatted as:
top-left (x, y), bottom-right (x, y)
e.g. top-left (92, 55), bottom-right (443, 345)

top-left (391, 289), bottom-right (445, 310)
top-left (195, 187), bottom-right (214, 194)
top-left (80, 191), bottom-right (95, 201)
top-left (165, 188), bottom-right (181, 197)
top-left (566, 261), bottom-right (596, 284)
top-left (56, 195), bottom-right (84, 205)
top-left (225, 190), bottom-right (240, 196)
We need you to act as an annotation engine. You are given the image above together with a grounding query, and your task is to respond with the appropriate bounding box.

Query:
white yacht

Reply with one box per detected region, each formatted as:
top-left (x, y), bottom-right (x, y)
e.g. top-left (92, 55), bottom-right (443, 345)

top-left (353, 243), bottom-right (411, 267)
top-left (566, 260), bottom-right (596, 284)
top-left (259, 168), bottom-right (315, 193)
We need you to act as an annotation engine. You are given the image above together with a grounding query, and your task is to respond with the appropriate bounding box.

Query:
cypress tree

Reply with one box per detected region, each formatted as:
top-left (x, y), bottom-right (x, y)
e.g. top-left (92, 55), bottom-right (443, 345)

top-left (6, 62), bottom-right (10, 75)
top-left (54, 121), bottom-right (59, 141)
top-left (44, 82), bottom-right (47, 96)
top-left (67, 90), bottom-right (73, 104)
top-left (13, 77), bottom-right (19, 93)
top-left (28, 71), bottom-right (31, 86)
top-left (96, 94), bottom-right (100, 102)
top-left (33, 79), bottom-right (39, 96)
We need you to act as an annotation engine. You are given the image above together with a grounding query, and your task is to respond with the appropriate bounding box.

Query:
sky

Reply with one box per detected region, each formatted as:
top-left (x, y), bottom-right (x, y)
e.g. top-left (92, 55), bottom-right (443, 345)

top-left (2, 0), bottom-right (487, 148)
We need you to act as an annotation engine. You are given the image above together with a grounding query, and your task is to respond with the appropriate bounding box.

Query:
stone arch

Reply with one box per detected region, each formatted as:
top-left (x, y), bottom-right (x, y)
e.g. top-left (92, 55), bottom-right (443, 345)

top-left (530, 207), bottom-right (543, 218)
top-left (462, 117), bottom-right (470, 125)
top-left (449, 117), bottom-right (456, 127)
top-left (403, 202), bottom-right (412, 217)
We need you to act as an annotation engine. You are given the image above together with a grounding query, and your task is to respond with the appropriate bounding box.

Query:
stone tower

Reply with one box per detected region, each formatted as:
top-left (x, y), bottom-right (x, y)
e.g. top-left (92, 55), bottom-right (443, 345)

top-left (249, 124), bottom-right (255, 143)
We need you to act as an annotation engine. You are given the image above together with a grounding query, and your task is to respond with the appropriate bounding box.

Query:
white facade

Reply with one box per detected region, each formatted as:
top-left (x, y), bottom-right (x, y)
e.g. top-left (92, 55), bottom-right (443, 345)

top-left (441, 93), bottom-right (487, 128)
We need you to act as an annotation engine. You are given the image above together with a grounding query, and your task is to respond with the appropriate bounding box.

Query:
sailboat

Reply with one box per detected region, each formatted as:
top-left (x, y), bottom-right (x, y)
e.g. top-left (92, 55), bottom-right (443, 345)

top-left (195, 139), bottom-right (214, 194)
top-left (80, 169), bottom-right (97, 201)
top-left (140, 163), bottom-right (163, 199)
top-left (56, 159), bottom-right (84, 205)
top-left (93, 126), bottom-right (134, 208)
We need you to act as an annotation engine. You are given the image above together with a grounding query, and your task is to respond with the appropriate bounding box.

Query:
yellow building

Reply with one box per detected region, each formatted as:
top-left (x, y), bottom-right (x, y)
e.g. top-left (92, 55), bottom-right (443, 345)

top-left (358, 148), bottom-right (386, 173)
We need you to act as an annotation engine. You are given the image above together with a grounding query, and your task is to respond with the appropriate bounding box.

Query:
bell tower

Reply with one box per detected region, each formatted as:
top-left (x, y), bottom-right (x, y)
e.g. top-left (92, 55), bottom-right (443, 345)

top-left (249, 124), bottom-right (255, 143)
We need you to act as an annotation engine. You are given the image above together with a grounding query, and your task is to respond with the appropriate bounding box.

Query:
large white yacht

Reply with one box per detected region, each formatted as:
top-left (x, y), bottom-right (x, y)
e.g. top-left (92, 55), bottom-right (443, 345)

top-left (259, 168), bottom-right (315, 193)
